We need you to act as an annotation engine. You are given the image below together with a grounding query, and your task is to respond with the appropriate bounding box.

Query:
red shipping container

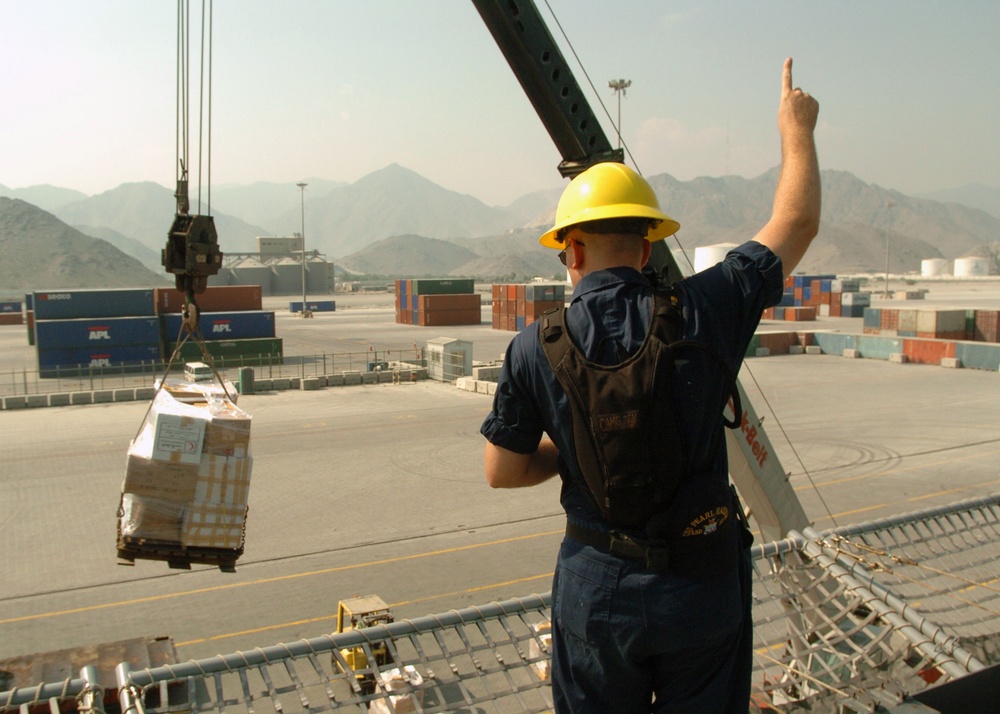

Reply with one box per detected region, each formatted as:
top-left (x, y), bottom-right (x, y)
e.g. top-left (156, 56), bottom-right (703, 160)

top-left (0, 313), bottom-right (24, 325)
top-left (903, 338), bottom-right (956, 365)
top-left (974, 310), bottom-right (1000, 343)
top-left (417, 309), bottom-right (481, 327)
top-left (758, 332), bottom-right (798, 354)
top-left (881, 309), bottom-right (899, 331)
top-left (154, 285), bottom-right (262, 314)
top-left (417, 294), bottom-right (480, 311)
top-left (785, 307), bottom-right (816, 321)
top-left (515, 284), bottom-right (526, 301)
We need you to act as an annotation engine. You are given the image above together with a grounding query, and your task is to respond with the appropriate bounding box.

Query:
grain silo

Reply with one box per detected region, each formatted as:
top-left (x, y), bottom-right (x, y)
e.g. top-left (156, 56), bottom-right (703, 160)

top-left (231, 257), bottom-right (272, 295)
top-left (308, 256), bottom-right (334, 294)
top-left (271, 256), bottom-right (304, 295)
top-left (210, 267), bottom-right (233, 286)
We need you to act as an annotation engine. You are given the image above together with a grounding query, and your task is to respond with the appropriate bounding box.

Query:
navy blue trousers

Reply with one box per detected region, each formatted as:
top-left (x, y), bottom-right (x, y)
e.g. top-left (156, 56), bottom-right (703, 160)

top-left (550, 537), bottom-right (753, 713)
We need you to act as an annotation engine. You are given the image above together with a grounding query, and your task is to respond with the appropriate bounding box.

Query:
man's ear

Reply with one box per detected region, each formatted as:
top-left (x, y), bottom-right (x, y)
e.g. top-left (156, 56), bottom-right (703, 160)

top-left (639, 239), bottom-right (652, 268)
top-left (570, 240), bottom-right (585, 271)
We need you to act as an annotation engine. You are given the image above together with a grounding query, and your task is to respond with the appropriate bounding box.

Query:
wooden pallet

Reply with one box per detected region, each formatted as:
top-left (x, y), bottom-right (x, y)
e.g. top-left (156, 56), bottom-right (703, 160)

top-left (117, 533), bottom-right (242, 572)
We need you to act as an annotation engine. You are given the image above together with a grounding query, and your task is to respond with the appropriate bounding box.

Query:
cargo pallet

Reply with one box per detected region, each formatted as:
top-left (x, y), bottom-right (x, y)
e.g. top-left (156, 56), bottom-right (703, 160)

top-left (117, 532), bottom-right (243, 573)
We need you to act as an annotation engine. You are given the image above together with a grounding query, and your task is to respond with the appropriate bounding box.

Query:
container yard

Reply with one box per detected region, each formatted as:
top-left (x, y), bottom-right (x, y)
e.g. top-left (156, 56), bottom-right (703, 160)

top-left (2, 276), bottom-right (1000, 713)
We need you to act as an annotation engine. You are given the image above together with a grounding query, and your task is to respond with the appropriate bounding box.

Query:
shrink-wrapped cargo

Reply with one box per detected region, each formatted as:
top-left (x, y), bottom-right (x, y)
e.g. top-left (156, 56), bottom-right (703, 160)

top-left (117, 379), bottom-right (253, 567)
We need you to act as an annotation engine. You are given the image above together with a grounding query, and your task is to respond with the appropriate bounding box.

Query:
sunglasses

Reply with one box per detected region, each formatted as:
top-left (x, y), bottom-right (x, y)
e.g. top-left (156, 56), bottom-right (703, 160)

top-left (557, 240), bottom-right (584, 266)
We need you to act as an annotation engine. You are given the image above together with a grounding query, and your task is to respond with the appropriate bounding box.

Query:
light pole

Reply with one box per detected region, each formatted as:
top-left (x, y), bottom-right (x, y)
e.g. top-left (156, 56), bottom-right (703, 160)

top-left (884, 200), bottom-right (894, 297)
top-left (608, 78), bottom-right (631, 149)
top-left (296, 181), bottom-right (309, 317)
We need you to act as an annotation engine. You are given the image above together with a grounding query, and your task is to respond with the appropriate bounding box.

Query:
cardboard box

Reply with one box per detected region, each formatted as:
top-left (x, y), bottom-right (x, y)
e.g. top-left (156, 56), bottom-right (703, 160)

top-left (150, 412), bottom-right (205, 464)
top-left (123, 440), bottom-right (200, 502)
top-left (528, 620), bottom-right (552, 681)
top-left (182, 502), bottom-right (246, 549)
top-left (121, 379), bottom-right (253, 550)
top-left (119, 493), bottom-right (183, 542)
top-left (193, 455), bottom-right (252, 507)
top-left (203, 404), bottom-right (252, 457)
top-left (369, 667), bottom-right (424, 714)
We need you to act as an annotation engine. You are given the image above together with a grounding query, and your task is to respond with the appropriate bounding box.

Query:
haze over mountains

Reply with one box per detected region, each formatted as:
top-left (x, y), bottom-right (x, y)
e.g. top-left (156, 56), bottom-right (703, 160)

top-left (1, 164), bottom-right (998, 291)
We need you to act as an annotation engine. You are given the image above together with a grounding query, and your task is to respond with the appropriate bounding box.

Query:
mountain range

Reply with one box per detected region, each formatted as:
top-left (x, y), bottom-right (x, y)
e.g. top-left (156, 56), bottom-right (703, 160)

top-left (1, 164), bottom-right (998, 292)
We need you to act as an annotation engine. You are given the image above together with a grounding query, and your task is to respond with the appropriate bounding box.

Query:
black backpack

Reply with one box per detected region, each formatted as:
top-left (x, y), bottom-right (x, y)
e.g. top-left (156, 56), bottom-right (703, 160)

top-left (539, 289), bottom-right (742, 531)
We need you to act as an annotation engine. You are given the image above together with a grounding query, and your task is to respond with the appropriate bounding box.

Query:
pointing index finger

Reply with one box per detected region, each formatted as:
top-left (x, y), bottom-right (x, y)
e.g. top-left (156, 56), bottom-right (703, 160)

top-left (783, 57), bottom-right (793, 94)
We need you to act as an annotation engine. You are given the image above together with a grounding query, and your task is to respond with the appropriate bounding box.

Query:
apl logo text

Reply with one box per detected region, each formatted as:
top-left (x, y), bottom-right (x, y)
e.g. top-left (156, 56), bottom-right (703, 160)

top-left (212, 321), bottom-right (232, 333)
top-left (88, 326), bottom-right (111, 340)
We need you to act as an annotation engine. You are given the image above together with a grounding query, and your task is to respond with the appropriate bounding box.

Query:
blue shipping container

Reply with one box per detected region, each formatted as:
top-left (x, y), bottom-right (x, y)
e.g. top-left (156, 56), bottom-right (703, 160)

top-left (162, 310), bottom-right (275, 341)
top-left (0, 301), bottom-right (21, 313)
top-left (863, 308), bottom-right (881, 330)
top-left (24, 293), bottom-right (34, 311)
top-left (37, 344), bottom-right (162, 372)
top-left (857, 335), bottom-right (903, 360)
top-left (813, 332), bottom-right (857, 354)
top-left (32, 288), bottom-right (156, 320)
top-left (34, 316), bottom-right (161, 350)
top-left (954, 342), bottom-right (1000, 371)
top-left (289, 300), bottom-right (336, 312)
top-left (792, 274), bottom-right (835, 288)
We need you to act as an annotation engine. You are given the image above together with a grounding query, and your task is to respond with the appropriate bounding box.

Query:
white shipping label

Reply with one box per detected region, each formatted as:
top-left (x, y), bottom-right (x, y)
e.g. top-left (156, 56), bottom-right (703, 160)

top-left (152, 413), bottom-right (206, 464)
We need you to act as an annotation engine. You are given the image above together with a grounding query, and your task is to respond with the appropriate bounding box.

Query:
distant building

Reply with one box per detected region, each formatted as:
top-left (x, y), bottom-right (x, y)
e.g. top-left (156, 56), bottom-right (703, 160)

top-left (257, 235), bottom-right (304, 256)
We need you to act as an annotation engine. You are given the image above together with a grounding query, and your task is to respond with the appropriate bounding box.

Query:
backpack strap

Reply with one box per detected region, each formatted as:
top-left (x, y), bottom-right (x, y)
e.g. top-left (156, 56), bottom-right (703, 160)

top-left (650, 289), bottom-right (742, 430)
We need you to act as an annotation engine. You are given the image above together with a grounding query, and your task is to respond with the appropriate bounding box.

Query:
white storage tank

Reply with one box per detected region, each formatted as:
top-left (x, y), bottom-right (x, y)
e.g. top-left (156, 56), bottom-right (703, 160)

top-left (694, 243), bottom-right (738, 273)
top-left (953, 256), bottom-right (990, 277)
top-left (920, 258), bottom-right (950, 277)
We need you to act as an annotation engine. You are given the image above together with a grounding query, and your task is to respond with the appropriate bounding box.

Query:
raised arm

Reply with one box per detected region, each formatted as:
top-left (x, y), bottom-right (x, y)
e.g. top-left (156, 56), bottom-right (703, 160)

top-left (753, 58), bottom-right (821, 278)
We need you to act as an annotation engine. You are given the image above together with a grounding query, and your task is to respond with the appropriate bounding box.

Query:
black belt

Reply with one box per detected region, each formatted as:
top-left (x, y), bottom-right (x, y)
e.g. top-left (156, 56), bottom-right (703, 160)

top-left (564, 514), bottom-right (743, 575)
top-left (565, 522), bottom-right (673, 573)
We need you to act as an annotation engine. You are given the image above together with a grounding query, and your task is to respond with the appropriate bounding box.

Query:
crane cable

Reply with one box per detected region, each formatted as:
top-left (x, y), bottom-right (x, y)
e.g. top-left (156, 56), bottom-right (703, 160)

top-left (162, 0), bottom-right (232, 403)
top-left (177, 0), bottom-right (213, 216)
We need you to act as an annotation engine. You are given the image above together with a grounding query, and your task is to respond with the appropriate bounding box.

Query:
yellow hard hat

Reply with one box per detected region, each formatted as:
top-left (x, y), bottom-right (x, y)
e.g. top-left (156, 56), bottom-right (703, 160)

top-left (539, 162), bottom-right (680, 249)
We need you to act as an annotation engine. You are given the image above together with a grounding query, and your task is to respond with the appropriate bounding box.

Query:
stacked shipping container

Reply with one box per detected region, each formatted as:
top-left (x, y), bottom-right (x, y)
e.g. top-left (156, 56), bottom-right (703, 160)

top-left (394, 279), bottom-right (481, 327)
top-left (157, 286), bottom-right (282, 367)
top-left (491, 283), bottom-right (566, 331)
top-left (0, 300), bottom-right (24, 326)
top-left (863, 306), bottom-right (1000, 341)
top-left (764, 274), bottom-right (871, 321)
top-left (30, 285), bottom-right (281, 377)
top-left (33, 289), bottom-right (160, 377)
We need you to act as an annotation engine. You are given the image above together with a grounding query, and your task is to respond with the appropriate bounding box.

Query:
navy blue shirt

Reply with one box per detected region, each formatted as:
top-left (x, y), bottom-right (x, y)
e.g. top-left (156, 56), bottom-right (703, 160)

top-left (481, 241), bottom-right (784, 530)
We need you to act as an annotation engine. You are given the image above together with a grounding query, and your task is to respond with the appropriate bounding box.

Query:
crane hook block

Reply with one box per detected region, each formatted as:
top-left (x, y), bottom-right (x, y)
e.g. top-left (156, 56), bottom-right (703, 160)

top-left (162, 213), bottom-right (223, 295)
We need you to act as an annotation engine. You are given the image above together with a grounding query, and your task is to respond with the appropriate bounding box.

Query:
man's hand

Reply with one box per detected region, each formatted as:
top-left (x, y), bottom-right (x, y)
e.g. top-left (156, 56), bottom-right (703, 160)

top-left (752, 57), bottom-right (821, 278)
top-left (778, 58), bottom-right (819, 148)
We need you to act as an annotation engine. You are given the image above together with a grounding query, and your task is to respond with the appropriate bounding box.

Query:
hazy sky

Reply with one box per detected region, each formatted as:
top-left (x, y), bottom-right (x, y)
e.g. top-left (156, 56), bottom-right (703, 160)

top-left (2, 1), bottom-right (998, 206)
